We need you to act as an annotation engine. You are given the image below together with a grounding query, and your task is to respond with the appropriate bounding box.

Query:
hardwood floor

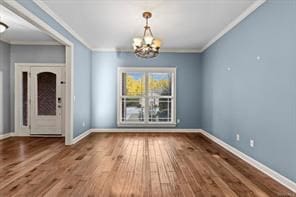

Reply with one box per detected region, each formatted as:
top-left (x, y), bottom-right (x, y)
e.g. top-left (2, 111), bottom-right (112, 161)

top-left (0, 133), bottom-right (294, 197)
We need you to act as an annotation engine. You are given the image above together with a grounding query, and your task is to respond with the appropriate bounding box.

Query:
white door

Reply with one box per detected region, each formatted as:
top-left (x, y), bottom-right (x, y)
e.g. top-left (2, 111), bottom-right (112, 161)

top-left (30, 67), bottom-right (62, 134)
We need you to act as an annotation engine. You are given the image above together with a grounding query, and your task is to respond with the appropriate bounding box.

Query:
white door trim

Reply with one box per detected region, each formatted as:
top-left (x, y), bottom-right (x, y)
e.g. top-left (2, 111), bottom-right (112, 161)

top-left (3, 0), bottom-right (74, 145)
top-left (16, 63), bottom-right (65, 67)
top-left (14, 65), bottom-right (30, 136)
top-left (14, 64), bottom-right (66, 136)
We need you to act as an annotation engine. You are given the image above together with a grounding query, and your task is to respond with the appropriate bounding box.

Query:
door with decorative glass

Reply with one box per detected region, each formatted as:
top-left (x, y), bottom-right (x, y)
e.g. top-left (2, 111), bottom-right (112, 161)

top-left (15, 65), bottom-right (64, 135)
top-left (30, 67), bottom-right (62, 134)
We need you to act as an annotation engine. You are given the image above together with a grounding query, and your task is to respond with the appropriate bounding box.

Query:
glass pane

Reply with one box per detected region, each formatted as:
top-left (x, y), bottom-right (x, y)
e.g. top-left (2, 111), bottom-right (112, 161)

top-left (148, 72), bottom-right (172, 96)
top-left (121, 98), bottom-right (144, 122)
top-left (149, 98), bottom-right (172, 122)
top-left (122, 72), bottom-right (145, 96)
top-left (22, 72), bottom-right (28, 126)
top-left (37, 72), bottom-right (56, 115)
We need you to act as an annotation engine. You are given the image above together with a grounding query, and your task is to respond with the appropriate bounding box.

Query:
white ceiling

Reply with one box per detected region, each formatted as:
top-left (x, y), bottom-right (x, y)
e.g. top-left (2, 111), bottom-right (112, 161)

top-left (38, 0), bottom-right (264, 52)
top-left (0, 5), bottom-right (60, 45)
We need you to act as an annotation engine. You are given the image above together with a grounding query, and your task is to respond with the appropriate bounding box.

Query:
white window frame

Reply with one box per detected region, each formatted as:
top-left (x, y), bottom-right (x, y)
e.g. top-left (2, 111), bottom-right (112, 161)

top-left (117, 67), bottom-right (176, 127)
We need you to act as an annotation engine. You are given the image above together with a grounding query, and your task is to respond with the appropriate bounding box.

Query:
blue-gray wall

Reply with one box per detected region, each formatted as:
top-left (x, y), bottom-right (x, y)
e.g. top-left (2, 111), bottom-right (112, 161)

top-left (10, 44), bottom-right (65, 131)
top-left (201, 0), bottom-right (296, 182)
top-left (0, 41), bottom-right (10, 134)
top-left (91, 52), bottom-right (202, 128)
top-left (17, 0), bottom-right (92, 137)
top-left (10, 0), bottom-right (296, 183)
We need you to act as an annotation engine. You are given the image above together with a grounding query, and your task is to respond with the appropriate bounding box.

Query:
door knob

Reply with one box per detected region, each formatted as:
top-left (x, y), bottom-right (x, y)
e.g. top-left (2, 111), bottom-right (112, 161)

top-left (58, 105), bottom-right (62, 108)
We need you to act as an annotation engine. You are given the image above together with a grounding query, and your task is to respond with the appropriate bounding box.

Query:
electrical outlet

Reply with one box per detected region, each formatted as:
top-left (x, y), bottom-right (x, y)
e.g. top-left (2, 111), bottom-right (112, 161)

top-left (177, 119), bottom-right (180, 124)
top-left (82, 121), bottom-right (86, 127)
top-left (236, 134), bottom-right (240, 141)
top-left (256, 56), bottom-right (261, 61)
top-left (250, 139), bottom-right (255, 147)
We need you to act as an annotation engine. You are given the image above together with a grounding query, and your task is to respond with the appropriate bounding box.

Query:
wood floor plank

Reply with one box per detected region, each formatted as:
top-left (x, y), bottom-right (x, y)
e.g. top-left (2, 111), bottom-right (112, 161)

top-left (0, 133), bottom-right (293, 197)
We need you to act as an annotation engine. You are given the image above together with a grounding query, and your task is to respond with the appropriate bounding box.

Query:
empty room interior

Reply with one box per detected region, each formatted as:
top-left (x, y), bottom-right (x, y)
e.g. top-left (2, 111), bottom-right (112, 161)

top-left (0, 0), bottom-right (295, 196)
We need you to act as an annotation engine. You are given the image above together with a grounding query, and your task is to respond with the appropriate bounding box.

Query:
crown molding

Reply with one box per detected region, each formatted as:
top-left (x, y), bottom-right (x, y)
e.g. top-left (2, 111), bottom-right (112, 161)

top-left (0, 38), bottom-right (10, 44)
top-left (33, 0), bottom-right (92, 49)
top-left (92, 48), bottom-right (133, 52)
top-left (92, 48), bottom-right (202, 53)
top-left (9, 40), bottom-right (61, 45)
top-left (33, 0), bottom-right (265, 53)
top-left (3, 0), bottom-right (73, 46)
top-left (160, 48), bottom-right (202, 53)
top-left (200, 0), bottom-right (266, 52)
top-left (1, 38), bottom-right (61, 46)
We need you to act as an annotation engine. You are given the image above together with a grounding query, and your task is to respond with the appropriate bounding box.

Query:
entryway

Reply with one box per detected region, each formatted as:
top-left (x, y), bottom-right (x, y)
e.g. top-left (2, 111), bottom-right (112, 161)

top-left (15, 64), bottom-right (65, 136)
top-left (1, 0), bottom-right (74, 144)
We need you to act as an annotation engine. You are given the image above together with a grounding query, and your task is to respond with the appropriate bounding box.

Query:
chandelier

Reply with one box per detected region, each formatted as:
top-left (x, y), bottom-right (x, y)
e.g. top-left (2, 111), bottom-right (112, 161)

top-left (132, 12), bottom-right (161, 58)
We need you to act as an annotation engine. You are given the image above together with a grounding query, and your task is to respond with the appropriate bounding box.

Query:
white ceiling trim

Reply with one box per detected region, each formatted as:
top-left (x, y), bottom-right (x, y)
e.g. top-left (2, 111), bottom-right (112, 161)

top-left (92, 48), bottom-right (134, 53)
top-left (155, 48), bottom-right (203, 53)
top-left (0, 39), bottom-right (10, 44)
top-left (33, 0), bottom-right (265, 53)
top-left (3, 0), bottom-right (72, 46)
top-left (33, 0), bottom-right (92, 49)
top-left (92, 48), bottom-right (203, 53)
top-left (8, 41), bottom-right (61, 45)
top-left (200, 0), bottom-right (266, 52)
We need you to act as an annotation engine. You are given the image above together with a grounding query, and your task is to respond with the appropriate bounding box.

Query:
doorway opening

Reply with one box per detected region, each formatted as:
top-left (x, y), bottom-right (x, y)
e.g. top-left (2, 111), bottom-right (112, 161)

top-left (1, 1), bottom-right (74, 144)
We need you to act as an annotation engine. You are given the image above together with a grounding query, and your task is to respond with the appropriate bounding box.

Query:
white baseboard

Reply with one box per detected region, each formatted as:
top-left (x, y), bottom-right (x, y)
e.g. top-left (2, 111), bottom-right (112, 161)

top-left (200, 129), bottom-right (296, 193)
top-left (91, 128), bottom-right (201, 133)
top-left (72, 129), bottom-right (92, 144)
top-left (71, 128), bottom-right (200, 144)
top-left (0, 132), bottom-right (12, 140)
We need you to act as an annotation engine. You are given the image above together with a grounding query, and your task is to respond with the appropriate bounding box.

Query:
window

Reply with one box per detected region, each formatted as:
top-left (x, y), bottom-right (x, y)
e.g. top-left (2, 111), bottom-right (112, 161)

top-left (118, 67), bottom-right (176, 127)
top-left (22, 72), bottom-right (28, 126)
top-left (37, 72), bottom-right (56, 115)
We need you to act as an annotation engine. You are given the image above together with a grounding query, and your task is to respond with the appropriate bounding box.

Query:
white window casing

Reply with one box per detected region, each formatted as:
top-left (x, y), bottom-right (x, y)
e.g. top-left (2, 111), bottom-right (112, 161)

top-left (117, 67), bottom-right (176, 127)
